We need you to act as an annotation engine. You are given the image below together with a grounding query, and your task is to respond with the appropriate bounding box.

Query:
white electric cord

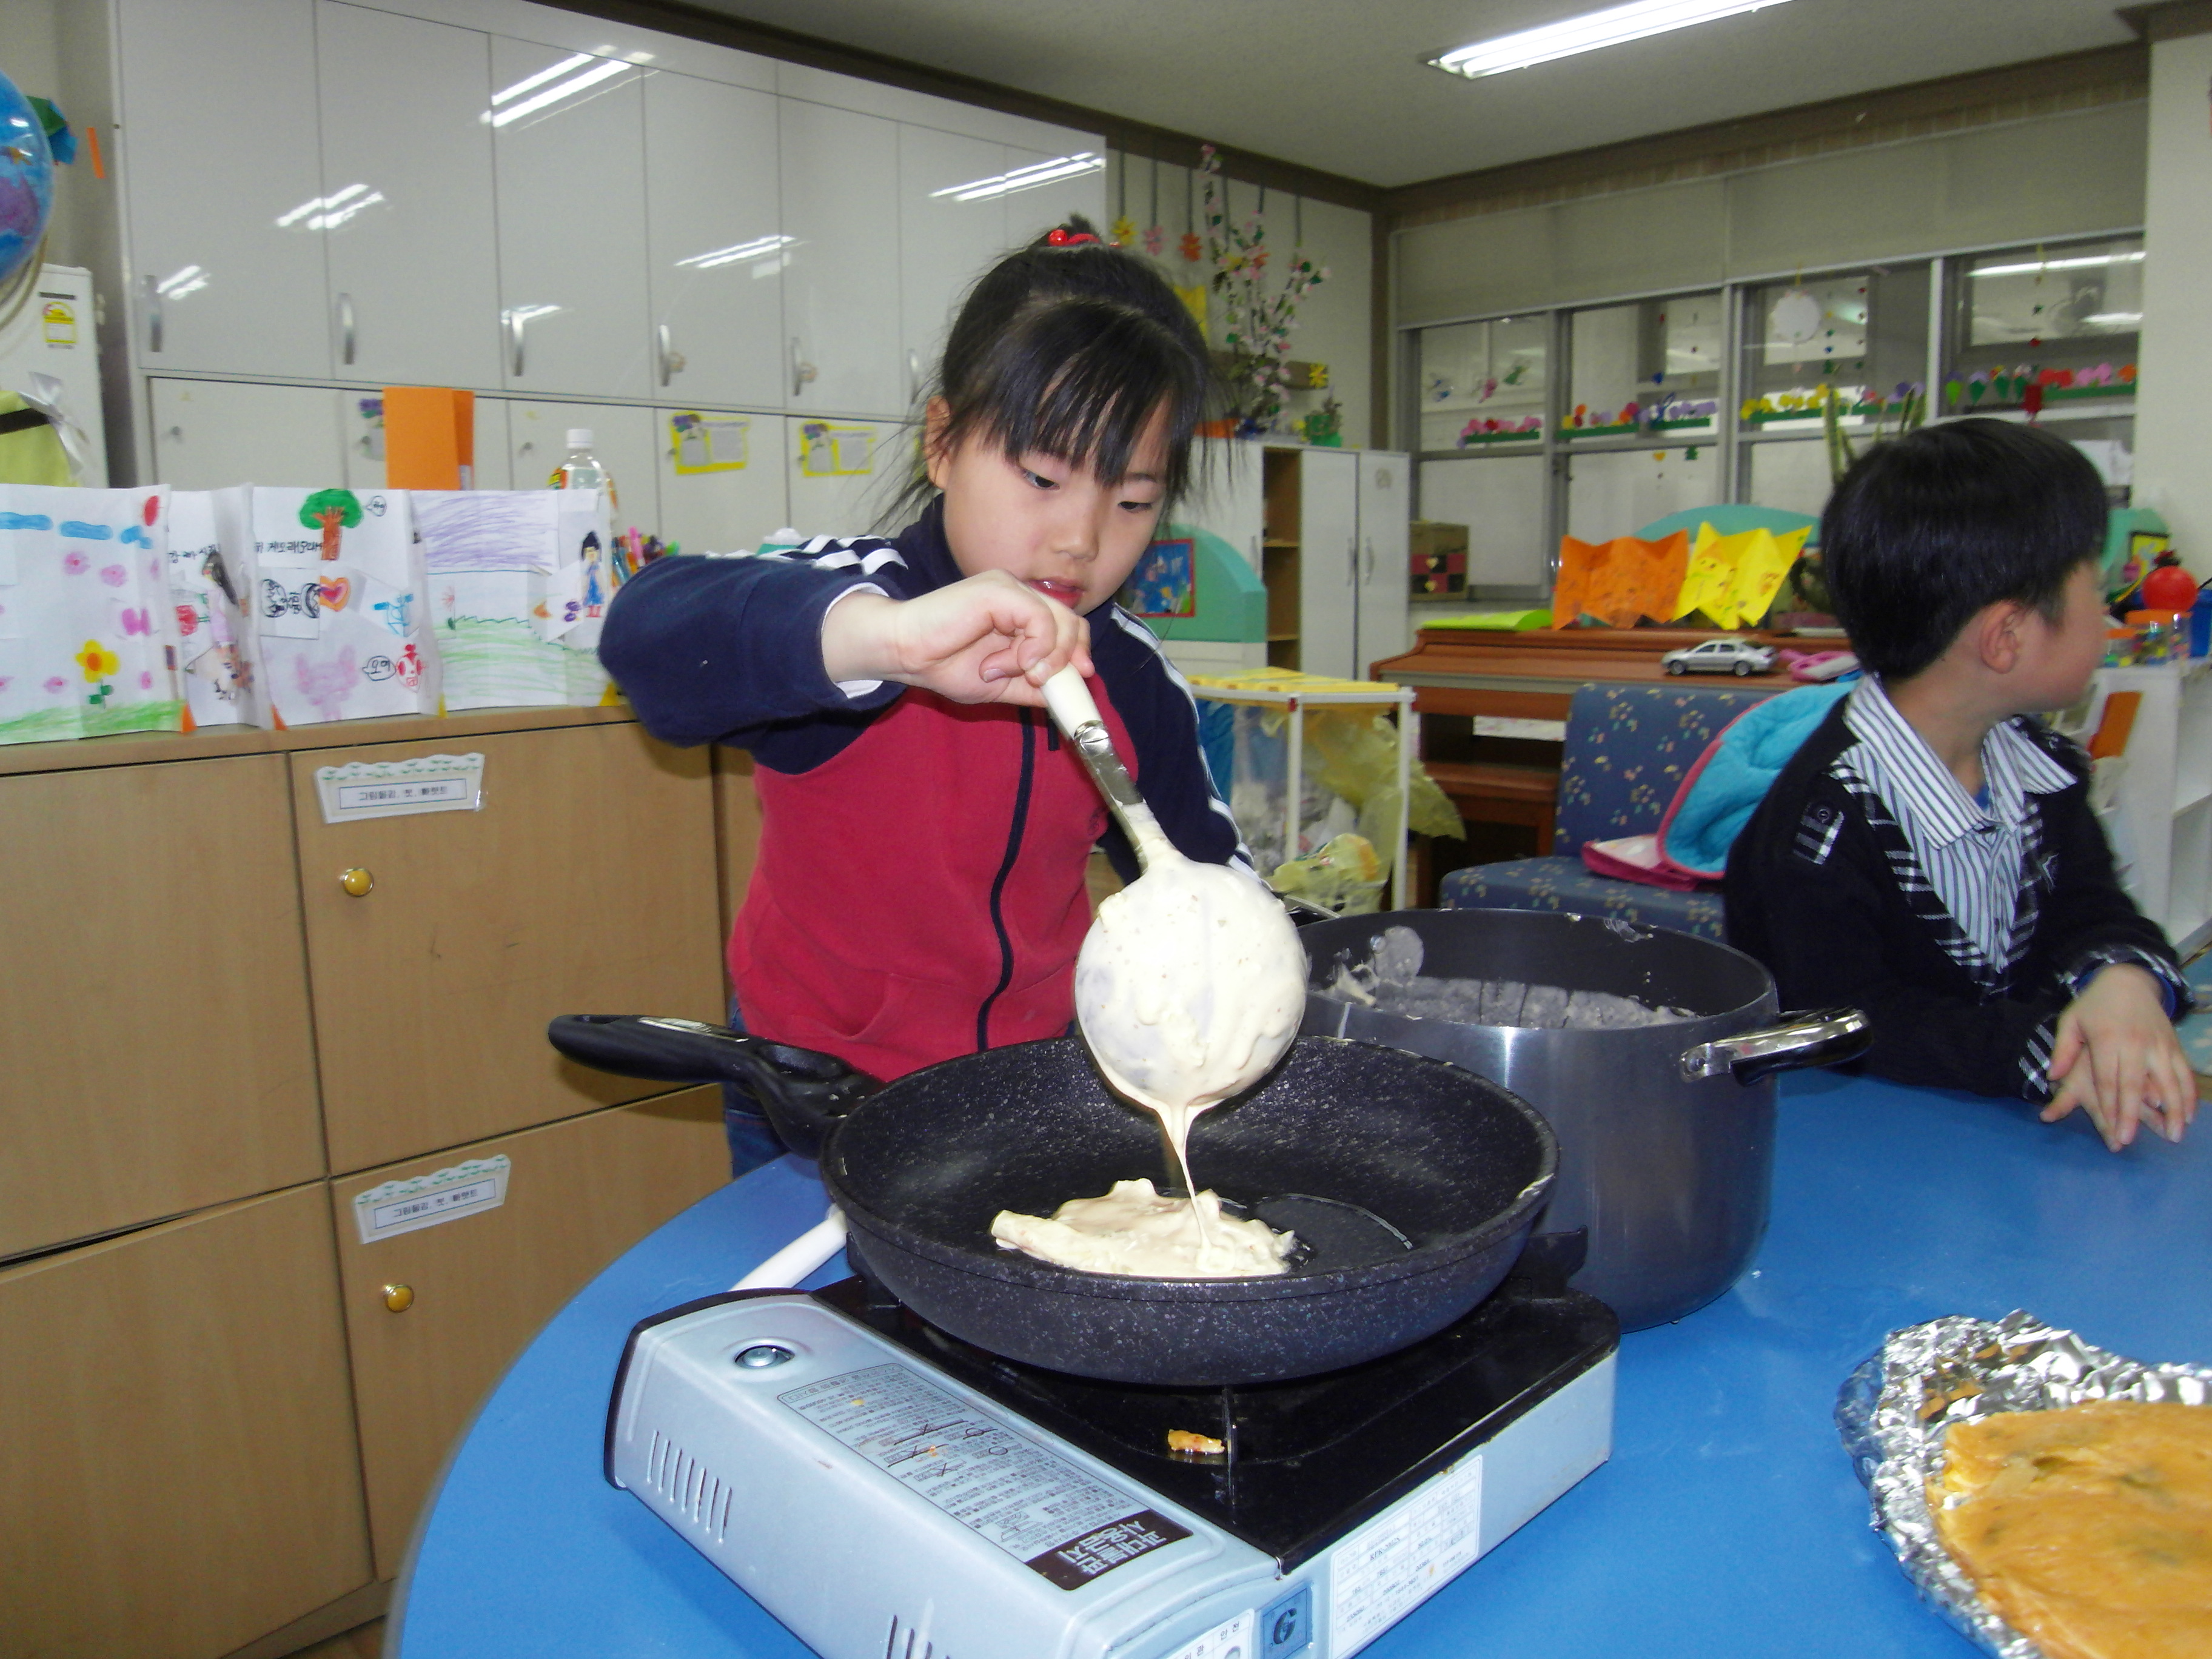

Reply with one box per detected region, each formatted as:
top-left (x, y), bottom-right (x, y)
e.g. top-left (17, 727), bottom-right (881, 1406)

top-left (732, 1207), bottom-right (847, 1291)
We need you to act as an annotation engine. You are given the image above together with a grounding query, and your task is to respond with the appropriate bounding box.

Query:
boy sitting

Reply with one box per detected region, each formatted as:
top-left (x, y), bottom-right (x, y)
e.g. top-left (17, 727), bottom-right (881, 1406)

top-left (1724, 419), bottom-right (2195, 1151)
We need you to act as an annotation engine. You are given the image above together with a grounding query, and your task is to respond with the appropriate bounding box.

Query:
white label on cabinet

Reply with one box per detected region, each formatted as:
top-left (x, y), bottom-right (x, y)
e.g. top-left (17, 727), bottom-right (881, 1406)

top-left (315, 751), bottom-right (484, 823)
top-left (1327, 1452), bottom-right (1484, 1654)
top-left (352, 1154), bottom-right (511, 1244)
top-left (1472, 716), bottom-right (1566, 742)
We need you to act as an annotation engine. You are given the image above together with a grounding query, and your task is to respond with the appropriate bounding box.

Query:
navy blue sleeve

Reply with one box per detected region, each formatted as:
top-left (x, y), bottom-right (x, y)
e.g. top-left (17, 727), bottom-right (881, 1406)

top-left (1092, 609), bottom-right (1249, 881)
top-left (598, 553), bottom-right (903, 751)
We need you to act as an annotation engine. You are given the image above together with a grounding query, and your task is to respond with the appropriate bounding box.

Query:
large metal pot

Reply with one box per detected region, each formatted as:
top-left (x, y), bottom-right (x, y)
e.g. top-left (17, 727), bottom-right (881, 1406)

top-left (1299, 910), bottom-right (1869, 1330)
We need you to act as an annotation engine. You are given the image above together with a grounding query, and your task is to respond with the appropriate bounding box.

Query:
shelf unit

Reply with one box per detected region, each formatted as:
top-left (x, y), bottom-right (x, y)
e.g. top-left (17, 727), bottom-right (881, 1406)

top-left (2090, 655), bottom-right (2212, 954)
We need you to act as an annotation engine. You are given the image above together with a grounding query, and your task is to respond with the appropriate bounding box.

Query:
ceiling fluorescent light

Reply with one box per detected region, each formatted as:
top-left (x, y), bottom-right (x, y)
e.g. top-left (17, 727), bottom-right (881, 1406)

top-left (493, 53), bottom-right (594, 106)
top-left (1971, 251), bottom-right (2145, 279)
top-left (488, 57), bottom-right (631, 126)
top-left (1430, 0), bottom-right (1797, 78)
top-left (931, 152), bottom-right (1102, 203)
top-left (677, 234), bottom-right (796, 270)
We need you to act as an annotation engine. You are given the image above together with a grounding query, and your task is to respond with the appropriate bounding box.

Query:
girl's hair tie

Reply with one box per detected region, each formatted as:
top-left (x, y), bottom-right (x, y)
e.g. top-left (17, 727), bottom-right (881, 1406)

top-left (1046, 227), bottom-right (1101, 246)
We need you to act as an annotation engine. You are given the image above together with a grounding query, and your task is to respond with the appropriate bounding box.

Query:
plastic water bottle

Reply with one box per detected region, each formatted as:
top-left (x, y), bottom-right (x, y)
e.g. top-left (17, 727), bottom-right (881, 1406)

top-left (548, 427), bottom-right (618, 517)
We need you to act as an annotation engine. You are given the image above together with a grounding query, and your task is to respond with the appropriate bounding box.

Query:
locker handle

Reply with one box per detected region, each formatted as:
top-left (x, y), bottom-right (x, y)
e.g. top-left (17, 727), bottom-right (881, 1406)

top-left (142, 275), bottom-right (162, 354)
top-left (789, 337), bottom-right (817, 398)
top-left (338, 292), bottom-right (356, 366)
top-left (907, 348), bottom-right (922, 406)
top-left (510, 311), bottom-right (528, 378)
top-left (657, 323), bottom-right (674, 386)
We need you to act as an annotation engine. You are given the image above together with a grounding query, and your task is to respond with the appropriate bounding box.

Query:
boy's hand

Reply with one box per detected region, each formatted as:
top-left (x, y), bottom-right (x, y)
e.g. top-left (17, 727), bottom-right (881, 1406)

top-left (820, 573), bottom-right (1091, 707)
top-left (2042, 964), bottom-right (2197, 1150)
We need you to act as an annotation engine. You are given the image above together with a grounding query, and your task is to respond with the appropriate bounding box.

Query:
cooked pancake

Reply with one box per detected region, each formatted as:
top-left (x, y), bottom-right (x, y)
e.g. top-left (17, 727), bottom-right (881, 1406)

top-left (1933, 1399), bottom-right (2212, 1659)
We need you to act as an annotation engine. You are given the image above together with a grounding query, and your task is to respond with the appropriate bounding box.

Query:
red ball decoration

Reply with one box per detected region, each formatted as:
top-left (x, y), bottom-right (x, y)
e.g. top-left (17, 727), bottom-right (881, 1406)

top-left (2142, 563), bottom-right (2199, 613)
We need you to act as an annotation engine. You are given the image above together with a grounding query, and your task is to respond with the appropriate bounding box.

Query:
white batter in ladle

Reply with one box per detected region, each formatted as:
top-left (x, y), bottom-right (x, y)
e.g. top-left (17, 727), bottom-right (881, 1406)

top-left (1021, 668), bottom-right (1307, 1273)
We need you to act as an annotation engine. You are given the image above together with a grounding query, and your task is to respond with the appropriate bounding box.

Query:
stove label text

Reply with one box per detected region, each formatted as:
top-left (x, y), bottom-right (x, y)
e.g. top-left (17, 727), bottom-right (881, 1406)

top-left (780, 1362), bottom-right (1190, 1589)
top-left (1328, 1451), bottom-right (1484, 1651)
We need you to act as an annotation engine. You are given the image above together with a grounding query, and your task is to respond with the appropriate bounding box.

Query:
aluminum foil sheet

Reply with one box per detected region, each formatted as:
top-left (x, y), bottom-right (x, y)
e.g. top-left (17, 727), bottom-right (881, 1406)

top-left (1834, 1310), bottom-right (2212, 1658)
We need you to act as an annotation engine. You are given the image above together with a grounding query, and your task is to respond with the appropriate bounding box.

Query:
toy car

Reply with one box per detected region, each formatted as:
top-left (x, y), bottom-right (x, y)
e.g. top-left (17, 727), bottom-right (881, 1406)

top-left (1661, 637), bottom-right (1775, 677)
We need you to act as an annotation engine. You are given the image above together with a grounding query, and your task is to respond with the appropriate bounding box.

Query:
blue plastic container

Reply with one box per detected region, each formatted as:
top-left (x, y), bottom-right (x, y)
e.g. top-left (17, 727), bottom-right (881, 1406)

top-left (2193, 589), bottom-right (2212, 659)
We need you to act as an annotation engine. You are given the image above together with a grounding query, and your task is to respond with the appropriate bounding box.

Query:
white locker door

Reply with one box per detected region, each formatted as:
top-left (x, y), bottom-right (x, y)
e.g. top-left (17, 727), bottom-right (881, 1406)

top-left (149, 380), bottom-right (346, 489)
top-left (999, 142), bottom-right (1108, 249)
top-left (657, 409), bottom-right (789, 555)
top-left (318, 3), bottom-right (502, 390)
top-left (472, 399), bottom-right (513, 491)
top-left (897, 127), bottom-right (1010, 412)
top-left (780, 100), bottom-right (903, 418)
top-left (644, 71), bottom-right (785, 410)
top-left (1299, 448), bottom-right (1360, 680)
top-left (1356, 451), bottom-right (1412, 677)
top-left (785, 417), bottom-right (910, 540)
top-left (116, 0), bottom-right (329, 378)
top-left (492, 40), bottom-right (652, 400)
top-left (1178, 438), bottom-right (1265, 570)
top-left (506, 403), bottom-right (660, 537)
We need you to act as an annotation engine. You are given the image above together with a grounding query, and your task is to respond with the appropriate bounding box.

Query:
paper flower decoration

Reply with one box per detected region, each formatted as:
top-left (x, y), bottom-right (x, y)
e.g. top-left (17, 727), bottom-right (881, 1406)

top-left (1143, 224), bottom-right (1164, 256)
top-left (1110, 215), bottom-right (1136, 246)
top-left (1179, 230), bottom-right (1201, 263)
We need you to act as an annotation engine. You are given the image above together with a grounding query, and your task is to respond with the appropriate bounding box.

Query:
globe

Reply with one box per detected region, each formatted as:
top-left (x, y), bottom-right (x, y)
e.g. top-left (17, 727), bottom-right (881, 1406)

top-left (0, 70), bottom-right (56, 295)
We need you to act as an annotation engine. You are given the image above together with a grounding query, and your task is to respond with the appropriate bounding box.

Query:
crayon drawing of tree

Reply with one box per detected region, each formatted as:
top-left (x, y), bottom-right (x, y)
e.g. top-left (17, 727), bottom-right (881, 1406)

top-left (301, 489), bottom-right (363, 562)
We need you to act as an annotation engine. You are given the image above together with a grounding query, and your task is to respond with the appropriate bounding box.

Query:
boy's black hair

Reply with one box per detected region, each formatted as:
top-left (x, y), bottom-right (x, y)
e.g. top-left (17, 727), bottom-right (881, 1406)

top-left (890, 216), bottom-right (1216, 524)
top-left (1820, 417), bottom-right (2108, 682)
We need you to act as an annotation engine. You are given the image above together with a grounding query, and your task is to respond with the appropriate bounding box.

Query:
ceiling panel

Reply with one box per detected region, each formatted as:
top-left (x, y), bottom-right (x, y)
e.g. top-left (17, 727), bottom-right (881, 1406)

top-left (681, 0), bottom-right (2138, 187)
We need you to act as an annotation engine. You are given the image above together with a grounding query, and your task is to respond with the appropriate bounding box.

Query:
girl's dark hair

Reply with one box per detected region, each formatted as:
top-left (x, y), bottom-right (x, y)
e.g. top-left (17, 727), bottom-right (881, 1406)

top-left (891, 216), bottom-right (1215, 523)
top-left (1820, 417), bottom-right (2107, 682)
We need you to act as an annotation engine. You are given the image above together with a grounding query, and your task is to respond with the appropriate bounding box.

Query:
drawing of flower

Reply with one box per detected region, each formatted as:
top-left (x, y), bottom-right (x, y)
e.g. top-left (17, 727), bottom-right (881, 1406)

top-left (138, 671), bottom-right (154, 691)
top-left (62, 551), bottom-right (87, 575)
top-left (75, 640), bottom-right (119, 682)
top-left (42, 675), bottom-right (64, 693)
top-left (175, 605), bottom-right (199, 637)
top-left (99, 563), bottom-right (127, 587)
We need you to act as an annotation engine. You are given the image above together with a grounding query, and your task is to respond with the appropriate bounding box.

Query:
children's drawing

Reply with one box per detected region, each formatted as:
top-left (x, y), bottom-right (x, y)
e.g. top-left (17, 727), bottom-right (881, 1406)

top-left (671, 411), bottom-right (751, 474)
top-left (301, 488), bottom-right (363, 561)
top-left (0, 483), bottom-right (179, 745)
top-left (414, 488), bottom-right (611, 711)
top-left (797, 422), bottom-right (874, 478)
top-left (165, 489), bottom-right (262, 728)
top-left (250, 488), bottom-right (429, 726)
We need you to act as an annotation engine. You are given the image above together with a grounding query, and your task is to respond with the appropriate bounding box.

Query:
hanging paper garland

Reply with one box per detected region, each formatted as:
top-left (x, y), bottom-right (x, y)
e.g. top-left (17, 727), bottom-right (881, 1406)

top-left (1143, 152), bottom-right (1165, 257)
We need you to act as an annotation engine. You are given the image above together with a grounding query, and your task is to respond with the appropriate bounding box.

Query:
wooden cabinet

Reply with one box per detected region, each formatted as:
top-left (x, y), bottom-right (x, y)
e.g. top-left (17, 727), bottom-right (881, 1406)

top-left (0, 1185), bottom-right (372, 1659)
top-left (290, 723), bottom-right (725, 1173)
top-left (0, 754), bottom-right (321, 1259)
top-left (115, 0), bottom-right (331, 379)
top-left (331, 1091), bottom-right (727, 1575)
top-left (317, 1), bottom-right (503, 390)
top-left (492, 38), bottom-right (653, 400)
top-left (779, 98), bottom-right (905, 418)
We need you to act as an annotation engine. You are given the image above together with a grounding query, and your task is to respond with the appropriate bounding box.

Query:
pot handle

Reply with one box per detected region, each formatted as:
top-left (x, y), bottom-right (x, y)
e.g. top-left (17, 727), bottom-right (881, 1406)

top-left (1678, 1007), bottom-right (1871, 1085)
top-left (547, 1015), bottom-right (883, 1159)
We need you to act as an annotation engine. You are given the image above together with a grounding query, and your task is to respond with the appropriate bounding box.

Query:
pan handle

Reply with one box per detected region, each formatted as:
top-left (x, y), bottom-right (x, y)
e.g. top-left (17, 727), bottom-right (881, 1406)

top-left (547, 1015), bottom-right (884, 1159)
top-left (1678, 1007), bottom-right (1871, 1086)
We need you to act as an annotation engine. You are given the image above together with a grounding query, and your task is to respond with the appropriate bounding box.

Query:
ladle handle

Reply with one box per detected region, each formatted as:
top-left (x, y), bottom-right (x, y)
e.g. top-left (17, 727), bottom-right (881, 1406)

top-left (1042, 666), bottom-right (1172, 867)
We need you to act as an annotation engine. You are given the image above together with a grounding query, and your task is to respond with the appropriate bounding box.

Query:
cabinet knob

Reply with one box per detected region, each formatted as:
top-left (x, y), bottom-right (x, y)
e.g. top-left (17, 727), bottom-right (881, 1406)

top-left (340, 866), bottom-right (375, 897)
top-left (383, 1284), bottom-right (415, 1313)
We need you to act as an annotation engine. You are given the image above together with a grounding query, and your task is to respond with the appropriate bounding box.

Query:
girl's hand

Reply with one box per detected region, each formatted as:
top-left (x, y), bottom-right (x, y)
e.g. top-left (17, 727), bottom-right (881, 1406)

top-left (2042, 964), bottom-right (2197, 1150)
top-left (820, 572), bottom-right (1092, 706)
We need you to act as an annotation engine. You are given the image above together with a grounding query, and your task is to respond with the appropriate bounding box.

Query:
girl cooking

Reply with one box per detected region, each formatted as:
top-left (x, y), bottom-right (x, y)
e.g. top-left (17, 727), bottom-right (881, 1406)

top-left (598, 220), bottom-right (1250, 1146)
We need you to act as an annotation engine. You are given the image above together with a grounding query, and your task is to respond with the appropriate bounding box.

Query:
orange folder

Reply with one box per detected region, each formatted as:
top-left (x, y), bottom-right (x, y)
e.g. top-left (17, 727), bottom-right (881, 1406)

top-left (383, 386), bottom-right (475, 490)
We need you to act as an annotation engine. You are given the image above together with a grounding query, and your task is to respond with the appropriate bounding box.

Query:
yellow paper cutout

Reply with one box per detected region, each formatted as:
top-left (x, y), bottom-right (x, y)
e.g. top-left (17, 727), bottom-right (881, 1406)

top-left (1675, 524), bottom-right (1809, 628)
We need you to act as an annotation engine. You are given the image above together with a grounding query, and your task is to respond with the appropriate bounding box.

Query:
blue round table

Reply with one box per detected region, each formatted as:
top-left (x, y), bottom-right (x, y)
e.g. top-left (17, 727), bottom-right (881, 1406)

top-left (390, 1070), bottom-right (2209, 1657)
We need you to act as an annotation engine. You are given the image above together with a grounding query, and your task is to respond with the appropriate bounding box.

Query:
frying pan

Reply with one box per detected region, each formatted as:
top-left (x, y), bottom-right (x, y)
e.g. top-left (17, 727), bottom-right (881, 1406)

top-left (548, 1017), bottom-right (1557, 1386)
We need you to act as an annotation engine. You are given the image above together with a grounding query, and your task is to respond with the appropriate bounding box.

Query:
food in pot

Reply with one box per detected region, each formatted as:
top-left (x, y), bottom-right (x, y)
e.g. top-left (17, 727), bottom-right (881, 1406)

top-left (991, 1179), bottom-right (1297, 1278)
top-left (1932, 1398), bottom-right (2212, 1659)
top-left (1321, 925), bottom-right (1693, 1028)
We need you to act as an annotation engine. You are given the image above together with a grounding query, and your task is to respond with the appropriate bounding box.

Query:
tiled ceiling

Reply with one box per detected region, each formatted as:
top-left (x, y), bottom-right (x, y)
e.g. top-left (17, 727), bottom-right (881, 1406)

top-left (682, 0), bottom-right (2141, 187)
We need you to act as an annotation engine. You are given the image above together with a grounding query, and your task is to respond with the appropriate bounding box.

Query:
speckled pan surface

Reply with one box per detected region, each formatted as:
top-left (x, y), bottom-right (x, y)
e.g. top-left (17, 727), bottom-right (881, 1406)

top-left (820, 1035), bottom-right (1557, 1384)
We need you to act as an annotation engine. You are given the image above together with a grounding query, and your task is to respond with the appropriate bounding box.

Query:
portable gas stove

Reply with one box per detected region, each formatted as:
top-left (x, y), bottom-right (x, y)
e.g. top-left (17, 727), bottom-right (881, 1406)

top-left (606, 1267), bottom-right (1617, 1659)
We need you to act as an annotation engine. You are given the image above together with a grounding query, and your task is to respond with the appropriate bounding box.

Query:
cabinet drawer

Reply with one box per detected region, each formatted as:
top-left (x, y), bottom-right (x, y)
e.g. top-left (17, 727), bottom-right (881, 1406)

top-left (0, 754), bottom-right (322, 1259)
top-left (330, 1090), bottom-right (728, 1575)
top-left (0, 1185), bottom-right (372, 1659)
top-left (292, 723), bottom-right (723, 1172)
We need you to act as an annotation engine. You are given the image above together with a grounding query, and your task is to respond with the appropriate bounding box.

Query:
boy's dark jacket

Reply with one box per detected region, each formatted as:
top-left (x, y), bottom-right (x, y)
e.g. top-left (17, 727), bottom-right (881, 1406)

top-left (1723, 700), bottom-right (2180, 1100)
top-left (597, 499), bottom-right (1244, 1081)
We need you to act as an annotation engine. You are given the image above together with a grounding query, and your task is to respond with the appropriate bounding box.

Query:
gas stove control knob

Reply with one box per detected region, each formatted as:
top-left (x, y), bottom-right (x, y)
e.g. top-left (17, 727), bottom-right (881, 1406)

top-left (735, 1342), bottom-right (794, 1369)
